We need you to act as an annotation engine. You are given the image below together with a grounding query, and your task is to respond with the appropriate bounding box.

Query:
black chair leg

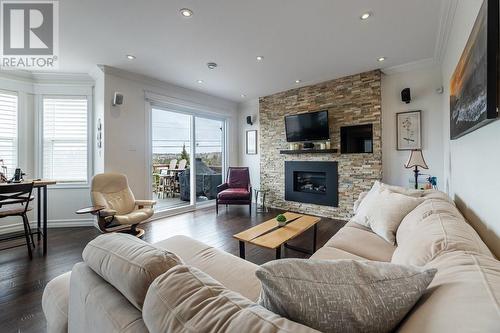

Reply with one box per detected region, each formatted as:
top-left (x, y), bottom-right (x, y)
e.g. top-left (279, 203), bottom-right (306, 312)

top-left (25, 219), bottom-right (35, 248)
top-left (21, 214), bottom-right (33, 259)
top-left (249, 203), bottom-right (252, 216)
top-left (216, 200), bottom-right (218, 214)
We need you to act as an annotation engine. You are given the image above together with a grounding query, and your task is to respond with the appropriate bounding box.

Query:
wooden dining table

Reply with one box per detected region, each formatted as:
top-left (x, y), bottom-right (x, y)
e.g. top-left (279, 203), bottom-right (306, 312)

top-left (0, 179), bottom-right (57, 255)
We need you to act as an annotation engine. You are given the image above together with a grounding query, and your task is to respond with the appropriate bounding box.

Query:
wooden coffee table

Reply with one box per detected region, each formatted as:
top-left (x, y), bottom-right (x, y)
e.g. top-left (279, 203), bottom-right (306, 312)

top-left (233, 212), bottom-right (321, 259)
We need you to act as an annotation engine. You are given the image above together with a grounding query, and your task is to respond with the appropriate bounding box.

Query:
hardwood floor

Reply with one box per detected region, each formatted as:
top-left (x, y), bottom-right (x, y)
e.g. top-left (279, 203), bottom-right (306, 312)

top-left (0, 205), bottom-right (345, 333)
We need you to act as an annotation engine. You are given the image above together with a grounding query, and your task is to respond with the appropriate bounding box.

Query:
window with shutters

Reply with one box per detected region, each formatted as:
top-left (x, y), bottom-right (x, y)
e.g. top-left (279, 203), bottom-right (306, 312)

top-left (42, 97), bottom-right (88, 183)
top-left (0, 91), bottom-right (18, 179)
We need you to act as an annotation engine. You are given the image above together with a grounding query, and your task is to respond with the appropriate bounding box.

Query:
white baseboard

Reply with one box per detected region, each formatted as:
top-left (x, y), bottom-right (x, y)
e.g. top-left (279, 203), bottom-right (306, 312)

top-left (0, 218), bottom-right (95, 234)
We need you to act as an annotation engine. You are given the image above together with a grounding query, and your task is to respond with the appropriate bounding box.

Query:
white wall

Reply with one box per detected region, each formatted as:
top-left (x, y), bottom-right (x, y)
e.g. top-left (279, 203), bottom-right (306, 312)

top-left (100, 66), bottom-right (239, 199)
top-left (441, 0), bottom-right (500, 257)
top-left (237, 98), bottom-right (260, 195)
top-left (381, 67), bottom-right (444, 187)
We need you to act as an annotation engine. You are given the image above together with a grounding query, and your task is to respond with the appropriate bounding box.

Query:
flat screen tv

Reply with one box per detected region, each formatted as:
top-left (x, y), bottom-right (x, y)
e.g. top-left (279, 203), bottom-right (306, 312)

top-left (285, 110), bottom-right (330, 142)
top-left (341, 124), bottom-right (373, 154)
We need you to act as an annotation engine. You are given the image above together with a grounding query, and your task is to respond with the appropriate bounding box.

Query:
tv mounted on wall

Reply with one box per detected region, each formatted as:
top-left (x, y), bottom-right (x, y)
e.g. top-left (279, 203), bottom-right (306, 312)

top-left (340, 124), bottom-right (373, 154)
top-left (285, 110), bottom-right (330, 142)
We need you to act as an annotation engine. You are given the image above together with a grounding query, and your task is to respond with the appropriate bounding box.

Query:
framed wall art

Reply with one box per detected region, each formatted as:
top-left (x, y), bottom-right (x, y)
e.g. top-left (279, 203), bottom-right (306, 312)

top-left (246, 130), bottom-right (257, 155)
top-left (397, 110), bottom-right (422, 150)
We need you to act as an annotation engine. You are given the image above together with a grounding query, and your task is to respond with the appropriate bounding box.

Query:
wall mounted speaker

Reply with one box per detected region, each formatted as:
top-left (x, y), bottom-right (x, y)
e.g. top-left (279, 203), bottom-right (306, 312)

top-left (246, 115), bottom-right (253, 125)
top-left (113, 92), bottom-right (124, 106)
top-left (401, 88), bottom-right (411, 104)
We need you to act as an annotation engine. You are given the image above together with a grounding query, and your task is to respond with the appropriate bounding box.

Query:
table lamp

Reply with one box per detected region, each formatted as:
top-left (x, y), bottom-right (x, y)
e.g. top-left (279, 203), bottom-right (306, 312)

top-left (404, 150), bottom-right (428, 189)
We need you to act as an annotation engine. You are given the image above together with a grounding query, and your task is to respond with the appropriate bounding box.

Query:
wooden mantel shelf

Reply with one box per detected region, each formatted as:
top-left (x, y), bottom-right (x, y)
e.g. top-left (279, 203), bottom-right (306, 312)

top-left (279, 149), bottom-right (338, 154)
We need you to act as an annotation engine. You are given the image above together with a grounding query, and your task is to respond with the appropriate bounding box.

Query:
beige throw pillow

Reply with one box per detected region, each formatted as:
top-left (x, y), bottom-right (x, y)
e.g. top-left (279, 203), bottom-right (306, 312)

top-left (82, 233), bottom-right (181, 310)
top-left (256, 259), bottom-right (436, 333)
top-left (353, 190), bottom-right (425, 245)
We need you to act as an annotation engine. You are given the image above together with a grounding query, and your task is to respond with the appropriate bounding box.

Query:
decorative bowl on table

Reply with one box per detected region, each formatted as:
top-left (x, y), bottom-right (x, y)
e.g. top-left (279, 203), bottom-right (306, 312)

top-left (276, 214), bottom-right (287, 227)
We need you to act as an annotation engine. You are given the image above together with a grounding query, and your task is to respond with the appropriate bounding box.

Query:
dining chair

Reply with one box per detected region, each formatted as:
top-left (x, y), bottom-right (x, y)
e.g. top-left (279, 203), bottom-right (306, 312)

top-left (168, 159), bottom-right (178, 174)
top-left (0, 182), bottom-right (35, 259)
top-left (177, 159), bottom-right (187, 171)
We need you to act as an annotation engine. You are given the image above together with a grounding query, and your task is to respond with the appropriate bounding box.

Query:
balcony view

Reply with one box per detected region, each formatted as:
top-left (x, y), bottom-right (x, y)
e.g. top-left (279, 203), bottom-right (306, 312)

top-left (152, 109), bottom-right (224, 211)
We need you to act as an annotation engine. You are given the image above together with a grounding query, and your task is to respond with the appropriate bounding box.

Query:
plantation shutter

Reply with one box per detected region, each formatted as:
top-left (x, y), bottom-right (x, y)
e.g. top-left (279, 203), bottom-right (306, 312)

top-left (0, 91), bottom-right (18, 178)
top-left (43, 97), bottom-right (88, 182)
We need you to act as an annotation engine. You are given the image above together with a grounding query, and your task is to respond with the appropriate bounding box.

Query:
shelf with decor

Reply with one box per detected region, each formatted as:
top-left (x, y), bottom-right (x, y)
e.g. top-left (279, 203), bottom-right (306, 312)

top-left (279, 149), bottom-right (338, 154)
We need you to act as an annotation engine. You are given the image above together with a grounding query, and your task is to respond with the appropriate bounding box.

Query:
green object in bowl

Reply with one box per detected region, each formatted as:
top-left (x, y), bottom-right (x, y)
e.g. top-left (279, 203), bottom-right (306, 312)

top-left (276, 214), bottom-right (287, 223)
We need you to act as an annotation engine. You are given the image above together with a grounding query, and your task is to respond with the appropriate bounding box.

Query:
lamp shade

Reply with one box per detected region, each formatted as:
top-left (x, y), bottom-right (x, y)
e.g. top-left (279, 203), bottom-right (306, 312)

top-left (404, 150), bottom-right (428, 169)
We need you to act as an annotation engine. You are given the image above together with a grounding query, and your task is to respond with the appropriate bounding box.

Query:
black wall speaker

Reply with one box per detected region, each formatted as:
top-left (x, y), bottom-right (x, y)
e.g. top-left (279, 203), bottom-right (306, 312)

top-left (113, 92), bottom-right (124, 106)
top-left (401, 88), bottom-right (411, 104)
top-left (246, 115), bottom-right (253, 125)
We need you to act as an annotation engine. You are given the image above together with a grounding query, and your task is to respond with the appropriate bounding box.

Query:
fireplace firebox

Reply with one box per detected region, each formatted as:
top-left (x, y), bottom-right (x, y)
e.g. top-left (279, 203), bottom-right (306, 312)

top-left (285, 161), bottom-right (338, 207)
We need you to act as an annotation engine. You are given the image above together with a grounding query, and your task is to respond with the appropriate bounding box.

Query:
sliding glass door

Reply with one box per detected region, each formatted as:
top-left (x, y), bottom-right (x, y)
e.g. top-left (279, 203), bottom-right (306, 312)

top-left (151, 108), bottom-right (225, 213)
top-left (152, 108), bottom-right (192, 211)
top-left (194, 116), bottom-right (224, 204)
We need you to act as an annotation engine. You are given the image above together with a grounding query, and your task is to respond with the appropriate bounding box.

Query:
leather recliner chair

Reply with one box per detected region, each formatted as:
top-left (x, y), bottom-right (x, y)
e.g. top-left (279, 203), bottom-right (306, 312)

top-left (90, 173), bottom-right (156, 237)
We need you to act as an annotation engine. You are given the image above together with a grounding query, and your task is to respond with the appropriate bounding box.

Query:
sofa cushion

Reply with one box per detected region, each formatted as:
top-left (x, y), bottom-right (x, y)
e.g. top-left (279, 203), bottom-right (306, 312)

top-left (421, 189), bottom-right (454, 203)
top-left (256, 259), bottom-right (436, 333)
top-left (310, 246), bottom-right (366, 260)
top-left (393, 199), bottom-right (493, 266)
top-left (68, 263), bottom-right (148, 333)
top-left (154, 235), bottom-right (261, 301)
top-left (325, 224), bottom-right (396, 262)
top-left (42, 272), bottom-right (70, 333)
top-left (143, 265), bottom-right (318, 333)
top-left (354, 189), bottom-right (425, 244)
top-left (397, 251), bottom-right (500, 333)
top-left (82, 233), bottom-right (181, 310)
top-left (218, 188), bottom-right (251, 200)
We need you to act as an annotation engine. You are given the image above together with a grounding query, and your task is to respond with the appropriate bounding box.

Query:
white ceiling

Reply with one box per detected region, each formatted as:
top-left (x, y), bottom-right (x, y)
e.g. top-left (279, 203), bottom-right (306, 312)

top-left (58, 0), bottom-right (444, 101)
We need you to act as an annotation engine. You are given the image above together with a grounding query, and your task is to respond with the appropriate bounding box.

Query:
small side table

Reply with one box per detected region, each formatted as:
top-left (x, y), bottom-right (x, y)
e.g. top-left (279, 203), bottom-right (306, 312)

top-left (254, 189), bottom-right (270, 213)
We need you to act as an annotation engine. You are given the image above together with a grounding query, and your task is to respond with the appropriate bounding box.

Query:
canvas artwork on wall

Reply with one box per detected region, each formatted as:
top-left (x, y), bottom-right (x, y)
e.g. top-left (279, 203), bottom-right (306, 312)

top-left (397, 111), bottom-right (422, 150)
top-left (450, 0), bottom-right (499, 140)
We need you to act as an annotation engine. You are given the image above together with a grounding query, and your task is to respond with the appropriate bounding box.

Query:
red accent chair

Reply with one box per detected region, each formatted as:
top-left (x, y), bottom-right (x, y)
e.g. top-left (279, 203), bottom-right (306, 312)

top-left (216, 167), bottom-right (252, 215)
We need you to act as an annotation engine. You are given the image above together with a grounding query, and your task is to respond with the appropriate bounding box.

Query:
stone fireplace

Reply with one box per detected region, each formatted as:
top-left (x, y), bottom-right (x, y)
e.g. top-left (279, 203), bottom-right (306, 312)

top-left (259, 70), bottom-right (382, 220)
top-left (285, 161), bottom-right (338, 207)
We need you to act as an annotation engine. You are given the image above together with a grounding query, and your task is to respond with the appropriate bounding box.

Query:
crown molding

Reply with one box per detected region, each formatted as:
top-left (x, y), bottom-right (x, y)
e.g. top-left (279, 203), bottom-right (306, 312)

top-left (381, 58), bottom-right (438, 75)
top-left (31, 72), bottom-right (94, 86)
top-left (0, 69), bottom-right (93, 86)
top-left (434, 0), bottom-right (458, 64)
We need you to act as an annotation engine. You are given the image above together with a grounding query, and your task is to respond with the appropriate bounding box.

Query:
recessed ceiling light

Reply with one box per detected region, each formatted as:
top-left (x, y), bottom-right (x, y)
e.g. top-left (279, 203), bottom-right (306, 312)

top-left (295, 79), bottom-right (301, 84)
top-left (360, 12), bottom-right (371, 20)
top-left (197, 80), bottom-right (204, 84)
top-left (377, 57), bottom-right (386, 62)
top-left (241, 94), bottom-right (247, 98)
top-left (256, 56), bottom-right (264, 61)
top-left (126, 54), bottom-right (136, 60)
top-left (180, 8), bottom-right (193, 17)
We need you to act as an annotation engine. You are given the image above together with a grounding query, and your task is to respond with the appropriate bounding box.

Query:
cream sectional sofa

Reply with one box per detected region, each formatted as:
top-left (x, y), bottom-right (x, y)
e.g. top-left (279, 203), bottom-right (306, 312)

top-left (43, 191), bottom-right (500, 332)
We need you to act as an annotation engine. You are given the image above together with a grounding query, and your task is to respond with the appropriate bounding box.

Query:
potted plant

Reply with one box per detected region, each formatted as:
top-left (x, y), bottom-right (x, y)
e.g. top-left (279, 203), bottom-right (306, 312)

top-left (276, 214), bottom-right (287, 227)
